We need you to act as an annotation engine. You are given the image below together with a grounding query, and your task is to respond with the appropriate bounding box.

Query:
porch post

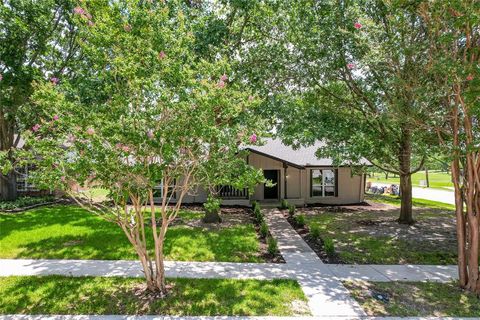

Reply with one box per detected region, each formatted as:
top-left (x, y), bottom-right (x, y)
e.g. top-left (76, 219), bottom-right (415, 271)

top-left (283, 163), bottom-right (288, 199)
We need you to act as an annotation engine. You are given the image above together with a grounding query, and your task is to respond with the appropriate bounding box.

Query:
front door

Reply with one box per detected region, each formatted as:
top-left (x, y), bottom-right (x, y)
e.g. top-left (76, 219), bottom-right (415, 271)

top-left (263, 170), bottom-right (279, 200)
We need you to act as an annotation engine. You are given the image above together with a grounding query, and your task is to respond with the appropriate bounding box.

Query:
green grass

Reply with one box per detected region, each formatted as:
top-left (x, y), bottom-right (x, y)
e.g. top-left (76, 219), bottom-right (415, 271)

top-left (345, 280), bottom-right (480, 317)
top-left (366, 193), bottom-right (456, 210)
top-left (0, 276), bottom-right (309, 316)
top-left (0, 205), bottom-right (263, 262)
top-left (303, 206), bottom-right (457, 264)
top-left (368, 170), bottom-right (453, 190)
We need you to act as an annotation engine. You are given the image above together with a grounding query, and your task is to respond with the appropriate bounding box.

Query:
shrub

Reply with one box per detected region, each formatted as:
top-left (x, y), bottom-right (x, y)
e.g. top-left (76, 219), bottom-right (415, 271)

top-left (203, 195), bottom-right (221, 215)
top-left (260, 221), bottom-right (268, 238)
top-left (254, 206), bottom-right (263, 223)
top-left (288, 204), bottom-right (296, 216)
top-left (295, 214), bottom-right (306, 227)
top-left (323, 238), bottom-right (335, 255)
top-left (310, 224), bottom-right (321, 239)
top-left (267, 236), bottom-right (278, 255)
top-left (0, 196), bottom-right (55, 211)
top-left (279, 199), bottom-right (289, 210)
top-left (251, 201), bottom-right (259, 210)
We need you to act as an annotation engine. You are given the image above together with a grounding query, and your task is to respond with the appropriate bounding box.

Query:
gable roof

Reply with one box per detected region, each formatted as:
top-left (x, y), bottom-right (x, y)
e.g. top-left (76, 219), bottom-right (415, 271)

top-left (246, 138), bottom-right (370, 168)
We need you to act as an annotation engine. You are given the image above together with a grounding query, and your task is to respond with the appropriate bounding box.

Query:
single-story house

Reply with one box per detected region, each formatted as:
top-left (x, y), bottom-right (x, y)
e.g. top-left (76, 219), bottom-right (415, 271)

top-left (171, 138), bottom-right (369, 206)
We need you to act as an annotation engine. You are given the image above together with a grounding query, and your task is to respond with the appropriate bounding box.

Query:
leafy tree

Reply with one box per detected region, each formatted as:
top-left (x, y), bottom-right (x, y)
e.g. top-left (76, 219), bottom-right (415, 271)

top-left (239, 0), bottom-right (442, 224)
top-left (420, 1), bottom-right (480, 293)
top-left (22, 0), bottom-right (264, 295)
top-left (0, 0), bottom-right (79, 200)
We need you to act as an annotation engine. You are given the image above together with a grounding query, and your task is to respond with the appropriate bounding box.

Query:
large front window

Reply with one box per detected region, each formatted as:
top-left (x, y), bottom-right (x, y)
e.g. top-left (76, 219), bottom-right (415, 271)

top-left (153, 179), bottom-right (176, 199)
top-left (311, 169), bottom-right (336, 197)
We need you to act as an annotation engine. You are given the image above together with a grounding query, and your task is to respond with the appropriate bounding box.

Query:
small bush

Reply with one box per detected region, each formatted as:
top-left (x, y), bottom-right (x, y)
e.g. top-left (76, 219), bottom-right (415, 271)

top-left (288, 204), bottom-right (295, 216)
top-left (279, 199), bottom-right (289, 210)
top-left (260, 221), bottom-right (268, 238)
top-left (254, 206), bottom-right (263, 223)
top-left (0, 196), bottom-right (55, 210)
top-left (310, 224), bottom-right (321, 239)
top-left (251, 201), bottom-right (259, 210)
top-left (323, 238), bottom-right (335, 255)
top-left (203, 195), bottom-right (221, 215)
top-left (267, 236), bottom-right (278, 255)
top-left (295, 214), bottom-right (306, 227)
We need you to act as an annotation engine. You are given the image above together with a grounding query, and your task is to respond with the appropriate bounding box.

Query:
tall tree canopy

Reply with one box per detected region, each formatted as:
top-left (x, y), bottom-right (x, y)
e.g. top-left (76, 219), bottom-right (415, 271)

top-left (22, 0), bottom-right (265, 294)
top-left (239, 0), bottom-right (441, 224)
top-left (0, 0), bottom-right (79, 200)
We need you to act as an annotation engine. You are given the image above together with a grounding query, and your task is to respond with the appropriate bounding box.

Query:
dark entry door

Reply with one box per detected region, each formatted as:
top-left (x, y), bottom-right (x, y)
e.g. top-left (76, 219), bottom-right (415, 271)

top-left (263, 170), bottom-right (279, 200)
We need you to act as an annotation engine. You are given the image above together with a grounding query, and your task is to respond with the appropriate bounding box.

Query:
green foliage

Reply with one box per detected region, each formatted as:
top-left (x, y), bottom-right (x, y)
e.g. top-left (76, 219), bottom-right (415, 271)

top-left (309, 224), bottom-right (320, 240)
top-left (294, 214), bottom-right (305, 227)
top-left (203, 195), bottom-right (221, 215)
top-left (323, 238), bottom-right (335, 256)
top-left (0, 196), bottom-right (55, 211)
top-left (251, 201), bottom-right (259, 210)
top-left (259, 221), bottom-right (268, 238)
top-left (267, 236), bottom-right (278, 255)
top-left (279, 199), bottom-right (289, 210)
top-left (254, 206), bottom-right (263, 224)
top-left (288, 204), bottom-right (296, 217)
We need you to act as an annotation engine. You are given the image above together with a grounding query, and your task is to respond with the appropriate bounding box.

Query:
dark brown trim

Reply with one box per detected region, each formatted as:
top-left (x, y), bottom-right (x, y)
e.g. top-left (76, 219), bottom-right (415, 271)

top-left (246, 149), bottom-right (304, 169)
top-left (284, 164), bottom-right (288, 199)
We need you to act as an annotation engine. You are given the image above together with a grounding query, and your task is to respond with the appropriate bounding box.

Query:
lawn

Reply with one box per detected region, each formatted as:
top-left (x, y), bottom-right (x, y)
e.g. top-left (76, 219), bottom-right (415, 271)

top-left (345, 280), bottom-right (480, 317)
top-left (366, 193), bottom-right (456, 210)
top-left (0, 205), bottom-right (264, 262)
top-left (368, 170), bottom-right (453, 190)
top-left (295, 201), bottom-right (457, 265)
top-left (0, 276), bottom-right (309, 316)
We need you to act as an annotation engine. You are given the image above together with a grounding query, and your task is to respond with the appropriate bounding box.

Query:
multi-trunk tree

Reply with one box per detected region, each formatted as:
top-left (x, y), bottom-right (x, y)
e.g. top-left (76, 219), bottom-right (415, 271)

top-left (22, 0), bottom-right (264, 295)
top-left (420, 1), bottom-right (480, 294)
top-left (0, 0), bottom-right (79, 200)
top-left (239, 0), bottom-right (440, 224)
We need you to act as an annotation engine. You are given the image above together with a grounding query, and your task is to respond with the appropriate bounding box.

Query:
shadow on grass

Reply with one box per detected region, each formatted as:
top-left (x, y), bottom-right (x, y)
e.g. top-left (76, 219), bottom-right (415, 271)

top-left (0, 276), bottom-right (308, 316)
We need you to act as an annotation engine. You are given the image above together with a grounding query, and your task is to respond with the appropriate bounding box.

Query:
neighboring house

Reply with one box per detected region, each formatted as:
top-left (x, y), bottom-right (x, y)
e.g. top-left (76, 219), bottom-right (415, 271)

top-left (171, 138), bottom-right (369, 206)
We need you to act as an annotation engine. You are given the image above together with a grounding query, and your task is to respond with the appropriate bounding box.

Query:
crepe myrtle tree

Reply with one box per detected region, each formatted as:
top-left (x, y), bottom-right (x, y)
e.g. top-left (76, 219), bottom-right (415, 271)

top-left (21, 0), bottom-right (266, 295)
top-left (419, 1), bottom-right (480, 293)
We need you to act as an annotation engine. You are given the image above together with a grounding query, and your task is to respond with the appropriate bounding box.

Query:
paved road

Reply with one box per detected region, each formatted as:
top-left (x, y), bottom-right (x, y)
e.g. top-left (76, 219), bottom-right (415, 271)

top-left (371, 183), bottom-right (455, 205)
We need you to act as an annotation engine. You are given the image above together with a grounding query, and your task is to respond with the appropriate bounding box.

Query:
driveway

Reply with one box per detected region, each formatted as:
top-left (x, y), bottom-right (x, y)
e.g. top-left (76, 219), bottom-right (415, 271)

top-left (371, 183), bottom-right (455, 205)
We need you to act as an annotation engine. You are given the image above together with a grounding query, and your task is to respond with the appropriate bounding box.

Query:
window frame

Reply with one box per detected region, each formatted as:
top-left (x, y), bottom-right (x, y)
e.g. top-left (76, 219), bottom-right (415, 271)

top-left (310, 168), bottom-right (337, 197)
top-left (153, 179), bottom-right (176, 199)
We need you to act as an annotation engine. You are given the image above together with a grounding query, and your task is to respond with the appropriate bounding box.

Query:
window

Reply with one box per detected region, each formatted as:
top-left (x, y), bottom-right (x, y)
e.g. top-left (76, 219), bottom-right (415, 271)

top-left (16, 166), bottom-right (38, 192)
top-left (310, 169), bottom-right (336, 197)
top-left (153, 179), bottom-right (176, 199)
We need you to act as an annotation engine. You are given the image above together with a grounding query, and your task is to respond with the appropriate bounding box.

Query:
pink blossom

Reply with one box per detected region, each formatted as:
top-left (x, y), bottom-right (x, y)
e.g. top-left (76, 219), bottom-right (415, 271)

top-left (85, 12), bottom-right (92, 20)
top-left (124, 24), bottom-right (132, 32)
top-left (88, 20), bottom-right (95, 27)
top-left (147, 130), bottom-right (155, 139)
top-left (217, 80), bottom-right (225, 88)
top-left (121, 145), bottom-right (130, 153)
top-left (466, 74), bottom-right (474, 81)
top-left (52, 114), bottom-right (59, 121)
top-left (220, 74), bottom-right (228, 82)
top-left (32, 124), bottom-right (41, 132)
top-left (50, 77), bottom-right (59, 85)
top-left (67, 134), bottom-right (76, 143)
top-left (61, 176), bottom-right (66, 182)
top-left (158, 51), bottom-right (166, 59)
top-left (347, 63), bottom-right (355, 69)
top-left (248, 95), bottom-right (254, 101)
top-left (249, 133), bottom-right (257, 143)
top-left (354, 22), bottom-right (362, 29)
top-left (86, 127), bottom-right (95, 135)
top-left (73, 6), bottom-right (85, 15)
top-left (115, 143), bottom-right (123, 149)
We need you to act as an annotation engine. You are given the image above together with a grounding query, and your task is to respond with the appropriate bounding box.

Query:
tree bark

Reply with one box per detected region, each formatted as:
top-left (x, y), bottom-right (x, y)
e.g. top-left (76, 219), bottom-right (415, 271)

top-left (425, 166), bottom-right (429, 188)
top-left (0, 171), bottom-right (17, 201)
top-left (397, 128), bottom-right (414, 224)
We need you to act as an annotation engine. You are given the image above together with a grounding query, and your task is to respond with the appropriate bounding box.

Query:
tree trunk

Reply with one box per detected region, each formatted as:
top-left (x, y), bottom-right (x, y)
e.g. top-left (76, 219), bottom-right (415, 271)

top-left (385, 172), bottom-right (389, 180)
top-left (398, 173), bottom-right (414, 224)
top-left (425, 166), bottom-right (429, 188)
top-left (0, 171), bottom-right (18, 201)
top-left (397, 128), bottom-right (414, 224)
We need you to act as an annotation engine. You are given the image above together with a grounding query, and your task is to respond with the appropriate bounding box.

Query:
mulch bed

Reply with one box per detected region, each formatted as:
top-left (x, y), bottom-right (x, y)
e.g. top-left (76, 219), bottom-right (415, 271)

top-left (285, 212), bottom-right (344, 264)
